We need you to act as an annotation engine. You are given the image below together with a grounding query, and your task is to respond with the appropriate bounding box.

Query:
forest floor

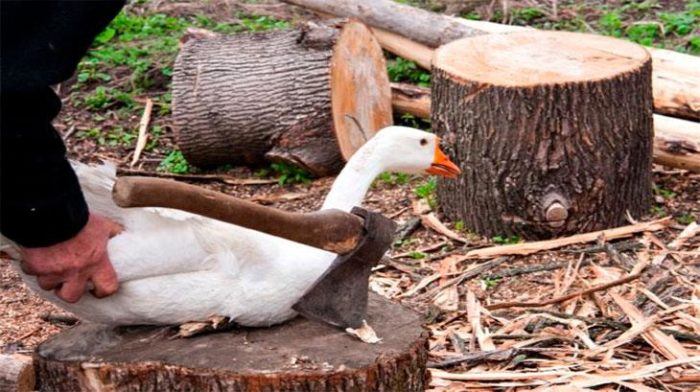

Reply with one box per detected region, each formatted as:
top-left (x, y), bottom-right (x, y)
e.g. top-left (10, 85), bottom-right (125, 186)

top-left (1, 0), bottom-right (698, 390)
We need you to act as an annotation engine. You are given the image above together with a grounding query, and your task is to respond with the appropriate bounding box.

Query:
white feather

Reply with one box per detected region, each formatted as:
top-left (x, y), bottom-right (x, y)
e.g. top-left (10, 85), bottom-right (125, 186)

top-left (7, 126), bottom-right (440, 326)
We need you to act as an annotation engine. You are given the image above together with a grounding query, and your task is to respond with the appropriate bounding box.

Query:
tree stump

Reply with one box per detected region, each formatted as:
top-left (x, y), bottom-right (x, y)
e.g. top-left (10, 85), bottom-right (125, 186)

top-left (0, 354), bottom-right (35, 392)
top-left (35, 295), bottom-right (428, 391)
top-left (173, 20), bottom-right (393, 177)
top-left (432, 31), bottom-right (654, 239)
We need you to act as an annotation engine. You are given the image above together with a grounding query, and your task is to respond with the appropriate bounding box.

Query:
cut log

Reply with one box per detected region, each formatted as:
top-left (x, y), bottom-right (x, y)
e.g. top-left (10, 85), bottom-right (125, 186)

top-left (0, 353), bottom-right (35, 392)
top-left (390, 83), bottom-right (700, 172)
top-left (282, 0), bottom-right (700, 120)
top-left (36, 295), bottom-right (428, 391)
top-left (653, 115), bottom-right (700, 172)
top-left (432, 31), bottom-right (653, 238)
top-left (173, 20), bottom-right (392, 176)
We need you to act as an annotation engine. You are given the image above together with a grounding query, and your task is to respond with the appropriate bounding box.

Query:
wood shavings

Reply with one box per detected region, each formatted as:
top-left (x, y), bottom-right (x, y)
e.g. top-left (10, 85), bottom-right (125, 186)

top-left (345, 320), bottom-right (382, 344)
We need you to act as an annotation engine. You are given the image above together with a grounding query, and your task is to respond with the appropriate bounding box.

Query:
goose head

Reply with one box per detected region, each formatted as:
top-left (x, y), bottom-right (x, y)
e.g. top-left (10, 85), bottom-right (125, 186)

top-left (364, 126), bottom-right (460, 177)
top-left (322, 126), bottom-right (460, 212)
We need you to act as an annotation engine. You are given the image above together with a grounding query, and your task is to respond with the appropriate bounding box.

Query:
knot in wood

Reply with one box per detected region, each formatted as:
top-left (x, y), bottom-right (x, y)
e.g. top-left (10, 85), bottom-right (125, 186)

top-left (545, 202), bottom-right (568, 228)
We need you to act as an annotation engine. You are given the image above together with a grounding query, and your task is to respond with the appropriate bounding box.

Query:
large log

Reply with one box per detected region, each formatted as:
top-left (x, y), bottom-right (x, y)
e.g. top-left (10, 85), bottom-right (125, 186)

top-left (391, 83), bottom-right (700, 172)
top-left (282, 0), bottom-right (700, 121)
top-left (0, 353), bottom-right (35, 392)
top-left (432, 31), bottom-right (653, 239)
top-left (173, 20), bottom-right (392, 176)
top-left (35, 295), bottom-right (428, 391)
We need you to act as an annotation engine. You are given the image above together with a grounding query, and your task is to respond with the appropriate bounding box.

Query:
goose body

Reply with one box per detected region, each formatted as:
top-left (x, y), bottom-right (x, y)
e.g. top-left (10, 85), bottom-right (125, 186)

top-left (10, 127), bottom-right (459, 326)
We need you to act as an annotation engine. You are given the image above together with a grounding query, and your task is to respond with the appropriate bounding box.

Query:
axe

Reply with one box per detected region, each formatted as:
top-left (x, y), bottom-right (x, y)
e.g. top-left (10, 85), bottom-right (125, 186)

top-left (112, 176), bottom-right (396, 329)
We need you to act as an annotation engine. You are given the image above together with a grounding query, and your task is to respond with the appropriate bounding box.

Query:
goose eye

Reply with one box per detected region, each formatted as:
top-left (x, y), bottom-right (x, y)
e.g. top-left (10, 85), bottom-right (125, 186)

top-left (420, 138), bottom-right (428, 146)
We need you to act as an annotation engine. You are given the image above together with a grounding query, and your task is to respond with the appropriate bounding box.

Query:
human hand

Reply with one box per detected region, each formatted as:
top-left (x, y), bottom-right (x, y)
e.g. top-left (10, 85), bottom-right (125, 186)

top-left (19, 212), bottom-right (122, 303)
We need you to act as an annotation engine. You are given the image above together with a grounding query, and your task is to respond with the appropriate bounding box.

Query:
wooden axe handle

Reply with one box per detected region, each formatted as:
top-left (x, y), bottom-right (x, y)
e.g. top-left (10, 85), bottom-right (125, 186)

top-left (112, 176), bottom-right (364, 254)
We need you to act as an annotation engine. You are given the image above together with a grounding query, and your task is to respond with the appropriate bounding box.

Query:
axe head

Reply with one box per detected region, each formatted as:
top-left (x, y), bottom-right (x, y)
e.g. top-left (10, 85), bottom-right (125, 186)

top-left (292, 207), bottom-right (396, 329)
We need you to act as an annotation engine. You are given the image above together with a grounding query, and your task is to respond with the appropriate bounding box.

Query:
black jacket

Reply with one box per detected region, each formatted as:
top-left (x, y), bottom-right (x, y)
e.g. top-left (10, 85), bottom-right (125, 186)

top-left (1, 0), bottom-right (125, 247)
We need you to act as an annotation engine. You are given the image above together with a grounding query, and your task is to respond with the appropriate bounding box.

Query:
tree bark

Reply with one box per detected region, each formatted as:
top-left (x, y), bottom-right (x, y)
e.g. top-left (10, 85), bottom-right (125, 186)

top-left (432, 31), bottom-right (654, 239)
top-left (0, 354), bottom-right (35, 392)
top-left (36, 295), bottom-right (429, 392)
top-left (281, 0), bottom-right (485, 47)
top-left (282, 0), bottom-right (700, 121)
top-left (391, 83), bottom-right (700, 173)
top-left (173, 20), bottom-right (392, 177)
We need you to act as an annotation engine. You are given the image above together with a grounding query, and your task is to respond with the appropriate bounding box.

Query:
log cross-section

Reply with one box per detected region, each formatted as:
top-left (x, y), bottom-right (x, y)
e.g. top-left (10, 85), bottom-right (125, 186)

top-left (432, 31), bottom-right (654, 239)
top-left (173, 20), bottom-right (392, 176)
top-left (35, 295), bottom-right (429, 391)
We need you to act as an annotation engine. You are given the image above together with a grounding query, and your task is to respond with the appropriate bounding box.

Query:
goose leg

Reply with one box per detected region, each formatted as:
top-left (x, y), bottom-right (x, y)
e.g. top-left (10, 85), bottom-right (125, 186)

top-left (175, 315), bottom-right (237, 338)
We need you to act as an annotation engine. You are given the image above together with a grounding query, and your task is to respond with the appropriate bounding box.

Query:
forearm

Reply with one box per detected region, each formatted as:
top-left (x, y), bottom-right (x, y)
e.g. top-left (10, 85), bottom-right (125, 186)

top-left (0, 0), bottom-right (125, 247)
top-left (0, 88), bottom-right (89, 247)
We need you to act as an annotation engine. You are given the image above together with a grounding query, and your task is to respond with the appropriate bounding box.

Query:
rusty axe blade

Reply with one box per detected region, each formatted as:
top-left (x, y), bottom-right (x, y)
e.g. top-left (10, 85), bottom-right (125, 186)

top-left (293, 207), bottom-right (396, 329)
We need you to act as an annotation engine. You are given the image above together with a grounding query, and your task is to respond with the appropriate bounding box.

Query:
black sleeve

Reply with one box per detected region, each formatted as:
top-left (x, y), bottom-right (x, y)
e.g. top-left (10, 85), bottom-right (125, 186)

top-left (0, 0), bottom-right (125, 248)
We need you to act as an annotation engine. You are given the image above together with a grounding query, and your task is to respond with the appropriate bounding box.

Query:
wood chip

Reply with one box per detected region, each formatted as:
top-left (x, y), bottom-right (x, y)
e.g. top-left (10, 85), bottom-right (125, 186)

top-left (464, 218), bottom-right (671, 259)
top-left (467, 290), bottom-right (495, 351)
top-left (434, 256), bottom-right (460, 311)
top-left (130, 97), bottom-right (154, 167)
top-left (610, 293), bottom-right (689, 360)
top-left (421, 213), bottom-right (470, 243)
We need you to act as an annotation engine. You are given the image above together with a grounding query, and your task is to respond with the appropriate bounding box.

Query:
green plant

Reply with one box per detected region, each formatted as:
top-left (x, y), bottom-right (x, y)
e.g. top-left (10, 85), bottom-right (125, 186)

top-left (491, 235), bottom-right (522, 245)
top-left (599, 11), bottom-right (624, 37)
top-left (510, 7), bottom-right (545, 24)
top-left (270, 162), bottom-right (312, 185)
top-left (650, 205), bottom-right (667, 217)
top-left (376, 172), bottom-right (412, 186)
top-left (626, 23), bottom-right (661, 46)
top-left (77, 127), bottom-right (104, 144)
top-left (415, 177), bottom-right (438, 209)
top-left (481, 276), bottom-right (501, 289)
top-left (240, 15), bottom-right (291, 31)
top-left (158, 150), bottom-right (190, 174)
top-left (81, 86), bottom-right (135, 110)
top-left (654, 185), bottom-right (677, 199)
top-left (396, 113), bottom-right (431, 131)
top-left (454, 220), bottom-right (465, 232)
top-left (145, 125), bottom-right (163, 151)
top-left (659, 12), bottom-right (695, 36)
top-left (387, 57), bottom-right (431, 87)
top-left (676, 213), bottom-right (695, 225)
top-left (408, 251), bottom-right (427, 260)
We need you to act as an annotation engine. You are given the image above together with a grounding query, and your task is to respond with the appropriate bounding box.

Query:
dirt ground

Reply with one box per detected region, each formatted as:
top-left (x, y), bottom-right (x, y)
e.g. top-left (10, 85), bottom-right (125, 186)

top-left (1, 0), bottom-right (698, 390)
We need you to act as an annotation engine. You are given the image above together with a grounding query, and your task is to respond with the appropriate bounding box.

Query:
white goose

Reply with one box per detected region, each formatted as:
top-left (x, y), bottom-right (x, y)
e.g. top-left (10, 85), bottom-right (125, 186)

top-left (9, 126), bottom-right (459, 327)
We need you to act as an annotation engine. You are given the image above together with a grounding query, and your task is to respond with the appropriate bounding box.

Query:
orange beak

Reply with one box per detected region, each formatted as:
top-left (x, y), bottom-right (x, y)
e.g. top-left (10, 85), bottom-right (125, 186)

top-left (426, 141), bottom-right (461, 178)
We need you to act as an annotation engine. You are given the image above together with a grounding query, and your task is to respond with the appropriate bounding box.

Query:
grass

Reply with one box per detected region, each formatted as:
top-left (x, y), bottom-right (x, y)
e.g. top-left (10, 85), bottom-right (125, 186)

top-left (408, 251), bottom-right (427, 260)
top-left (158, 150), bottom-right (190, 174)
top-left (376, 172), bottom-right (413, 186)
top-left (654, 184), bottom-right (677, 199)
top-left (71, 8), bottom-right (291, 166)
top-left (481, 276), bottom-right (501, 289)
top-left (491, 235), bottom-right (522, 245)
top-left (255, 162), bottom-right (313, 185)
top-left (458, 0), bottom-right (700, 54)
top-left (415, 177), bottom-right (438, 209)
top-left (676, 213), bottom-right (696, 225)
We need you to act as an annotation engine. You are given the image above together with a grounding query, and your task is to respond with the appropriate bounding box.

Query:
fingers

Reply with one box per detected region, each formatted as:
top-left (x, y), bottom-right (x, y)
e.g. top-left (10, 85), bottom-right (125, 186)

top-left (19, 260), bottom-right (39, 276)
top-left (90, 257), bottom-right (119, 298)
top-left (55, 275), bottom-right (89, 303)
top-left (108, 222), bottom-right (124, 238)
top-left (36, 275), bottom-right (63, 291)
